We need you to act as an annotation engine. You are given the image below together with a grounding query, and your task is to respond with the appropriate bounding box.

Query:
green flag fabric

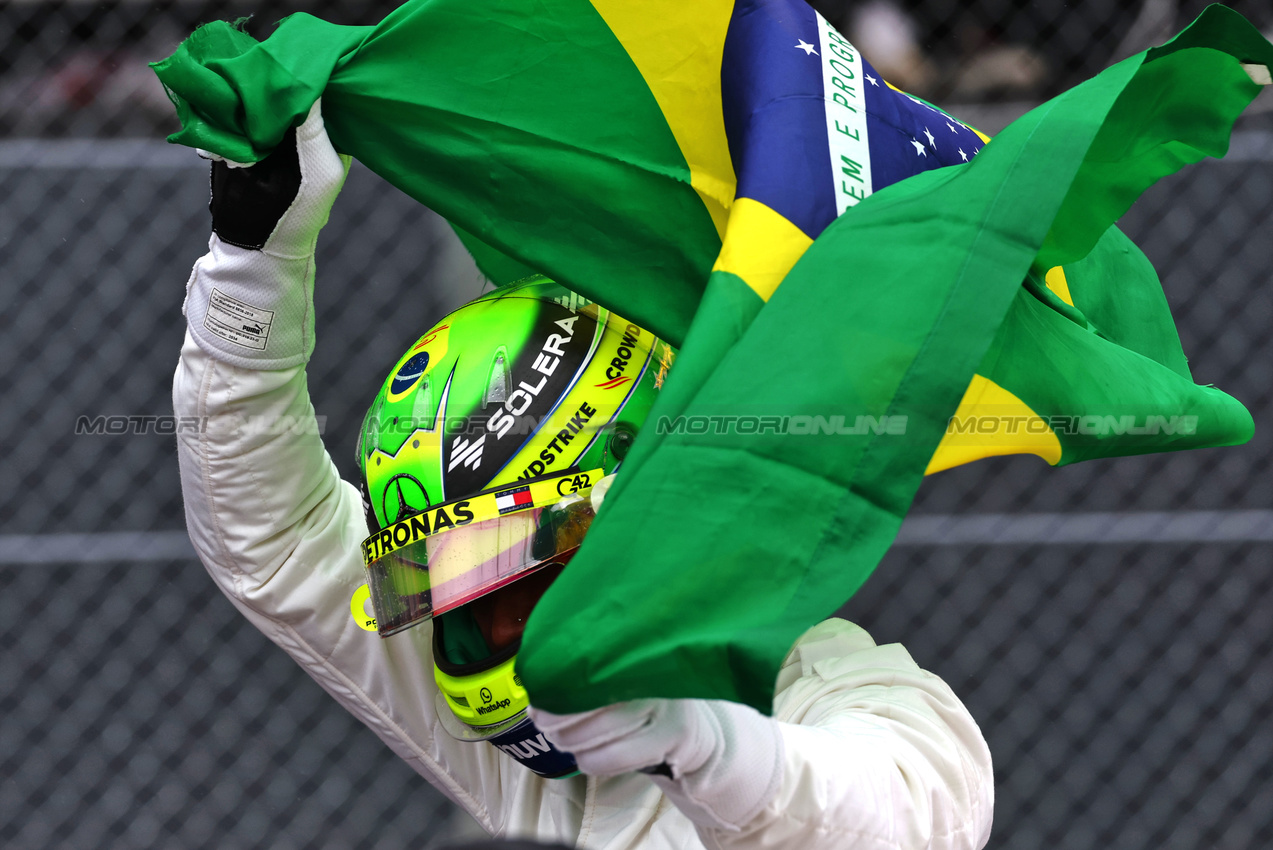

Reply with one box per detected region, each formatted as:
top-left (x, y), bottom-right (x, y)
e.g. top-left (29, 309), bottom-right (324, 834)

top-left (154, 2), bottom-right (1271, 712)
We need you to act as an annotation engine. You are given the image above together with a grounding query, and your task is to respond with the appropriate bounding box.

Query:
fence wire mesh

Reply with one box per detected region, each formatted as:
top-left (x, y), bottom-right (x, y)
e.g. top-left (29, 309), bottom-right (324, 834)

top-left (2, 1), bottom-right (1272, 849)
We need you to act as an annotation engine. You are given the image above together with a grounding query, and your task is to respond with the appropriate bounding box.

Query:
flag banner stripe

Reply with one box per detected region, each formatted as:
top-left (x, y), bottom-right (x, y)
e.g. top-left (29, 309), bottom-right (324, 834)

top-left (817, 16), bottom-right (873, 214)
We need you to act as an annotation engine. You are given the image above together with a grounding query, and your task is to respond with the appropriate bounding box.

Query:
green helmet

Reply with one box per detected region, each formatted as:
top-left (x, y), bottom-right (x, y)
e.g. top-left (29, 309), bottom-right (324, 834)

top-left (359, 275), bottom-right (672, 532)
top-left (356, 276), bottom-right (674, 777)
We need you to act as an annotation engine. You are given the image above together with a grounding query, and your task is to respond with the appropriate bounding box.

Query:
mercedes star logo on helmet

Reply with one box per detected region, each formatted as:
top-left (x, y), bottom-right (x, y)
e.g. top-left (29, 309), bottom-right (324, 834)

top-left (382, 473), bottom-right (430, 524)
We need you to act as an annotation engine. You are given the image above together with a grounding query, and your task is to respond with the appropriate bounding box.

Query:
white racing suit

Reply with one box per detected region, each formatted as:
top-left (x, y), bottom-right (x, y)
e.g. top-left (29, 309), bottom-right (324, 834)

top-left (173, 105), bottom-right (993, 850)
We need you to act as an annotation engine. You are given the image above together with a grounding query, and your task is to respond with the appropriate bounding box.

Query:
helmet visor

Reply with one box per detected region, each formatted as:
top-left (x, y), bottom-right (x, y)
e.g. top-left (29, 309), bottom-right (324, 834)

top-left (362, 469), bottom-right (602, 636)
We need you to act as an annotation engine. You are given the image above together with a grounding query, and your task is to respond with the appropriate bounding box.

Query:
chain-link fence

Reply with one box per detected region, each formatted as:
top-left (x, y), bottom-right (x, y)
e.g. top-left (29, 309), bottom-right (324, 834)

top-left (3, 2), bottom-right (1272, 848)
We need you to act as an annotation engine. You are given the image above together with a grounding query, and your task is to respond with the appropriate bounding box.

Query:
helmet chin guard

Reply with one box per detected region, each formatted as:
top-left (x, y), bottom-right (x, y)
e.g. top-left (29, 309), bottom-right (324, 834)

top-left (432, 616), bottom-right (578, 778)
top-left (432, 693), bottom-right (579, 778)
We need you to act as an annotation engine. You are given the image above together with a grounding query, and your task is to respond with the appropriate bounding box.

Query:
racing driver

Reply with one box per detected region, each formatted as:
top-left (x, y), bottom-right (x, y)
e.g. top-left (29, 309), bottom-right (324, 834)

top-left (173, 102), bottom-right (994, 849)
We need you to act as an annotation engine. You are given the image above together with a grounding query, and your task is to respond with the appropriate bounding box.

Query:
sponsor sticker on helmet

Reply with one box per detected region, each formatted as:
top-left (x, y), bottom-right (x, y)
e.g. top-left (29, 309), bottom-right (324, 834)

top-left (494, 485), bottom-right (534, 515)
top-left (381, 473), bottom-right (431, 525)
top-left (485, 313), bottom-right (586, 441)
top-left (501, 310), bottom-right (655, 482)
top-left (595, 322), bottom-right (642, 388)
top-left (447, 433), bottom-right (485, 472)
top-left (515, 401), bottom-right (599, 480)
top-left (443, 303), bottom-right (599, 498)
top-left (362, 468), bottom-right (603, 565)
top-left (350, 584), bottom-right (379, 632)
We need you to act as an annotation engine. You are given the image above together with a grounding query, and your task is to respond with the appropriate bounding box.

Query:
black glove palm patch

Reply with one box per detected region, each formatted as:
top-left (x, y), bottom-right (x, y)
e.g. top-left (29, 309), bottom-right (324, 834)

top-left (210, 126), bottom-right (302, 251)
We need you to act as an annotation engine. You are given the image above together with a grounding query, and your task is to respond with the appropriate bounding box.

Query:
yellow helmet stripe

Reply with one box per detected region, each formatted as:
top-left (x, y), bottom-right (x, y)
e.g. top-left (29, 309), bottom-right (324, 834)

top-left (493, 316), bottom-right (655, 485)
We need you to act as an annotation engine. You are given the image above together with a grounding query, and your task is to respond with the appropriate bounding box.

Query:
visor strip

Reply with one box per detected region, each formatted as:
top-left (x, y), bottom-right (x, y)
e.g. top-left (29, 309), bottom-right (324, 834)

top-left (362, 468), bottom-right (604, 565)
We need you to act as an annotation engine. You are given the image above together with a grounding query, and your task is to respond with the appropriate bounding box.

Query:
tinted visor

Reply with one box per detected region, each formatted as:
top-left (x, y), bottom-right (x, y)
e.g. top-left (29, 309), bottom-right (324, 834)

top-left (362, 469), bottom-right (601, 636)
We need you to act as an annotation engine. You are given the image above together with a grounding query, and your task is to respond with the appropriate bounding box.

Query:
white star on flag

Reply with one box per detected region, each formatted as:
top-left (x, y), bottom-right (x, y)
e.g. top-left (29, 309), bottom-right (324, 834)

top-left (947, 121), bottom-right (958, 133)
top-left (923, 127), bottom-right (936, 149)
top-left (795, 40), bottom-right (817, 55)
top-left (866, 74), bottom-right (879, 86)
top-left (911, 139), bottom-right (927, 157)
top-left (958, 148), bottom-right (968, 161)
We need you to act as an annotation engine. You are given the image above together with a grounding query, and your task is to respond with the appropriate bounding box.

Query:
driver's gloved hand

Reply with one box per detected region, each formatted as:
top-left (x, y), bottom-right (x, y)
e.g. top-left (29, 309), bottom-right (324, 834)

top-left (529, 698), bottom-right (784, 832)
top-left (184, 99), bottom-right (350, 369)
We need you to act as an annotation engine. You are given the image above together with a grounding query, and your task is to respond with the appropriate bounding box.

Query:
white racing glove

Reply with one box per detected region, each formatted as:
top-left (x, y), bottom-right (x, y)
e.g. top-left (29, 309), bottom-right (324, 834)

top-left (184, 99), bottom-right (350, 369)
top-left (528, 698), bottom-right (784, 832)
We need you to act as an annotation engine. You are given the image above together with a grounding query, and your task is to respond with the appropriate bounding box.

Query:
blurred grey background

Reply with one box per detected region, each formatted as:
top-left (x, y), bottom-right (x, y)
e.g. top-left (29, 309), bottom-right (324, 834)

top-left (2, 1), bottom-right (1272, 848)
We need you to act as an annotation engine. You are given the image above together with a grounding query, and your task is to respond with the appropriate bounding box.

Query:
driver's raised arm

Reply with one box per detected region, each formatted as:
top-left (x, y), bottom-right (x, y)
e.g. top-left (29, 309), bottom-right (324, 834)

top-left (171, 103), bottom-right (505, 828)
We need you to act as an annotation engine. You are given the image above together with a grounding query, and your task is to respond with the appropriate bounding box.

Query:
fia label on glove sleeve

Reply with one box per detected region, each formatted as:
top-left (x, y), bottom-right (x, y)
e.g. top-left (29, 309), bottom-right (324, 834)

top-left (204, 288), bottom-right (274, 350)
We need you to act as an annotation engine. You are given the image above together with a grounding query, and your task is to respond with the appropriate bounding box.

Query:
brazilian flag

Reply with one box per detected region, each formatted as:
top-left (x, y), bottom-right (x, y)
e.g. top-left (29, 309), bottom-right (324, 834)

top-left (154, 2), bottom-right (1272, 713)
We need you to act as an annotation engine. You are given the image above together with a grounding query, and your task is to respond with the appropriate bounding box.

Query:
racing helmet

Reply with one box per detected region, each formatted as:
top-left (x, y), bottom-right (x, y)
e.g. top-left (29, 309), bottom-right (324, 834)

top-left (358, 276), bottom-right (674, 777)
